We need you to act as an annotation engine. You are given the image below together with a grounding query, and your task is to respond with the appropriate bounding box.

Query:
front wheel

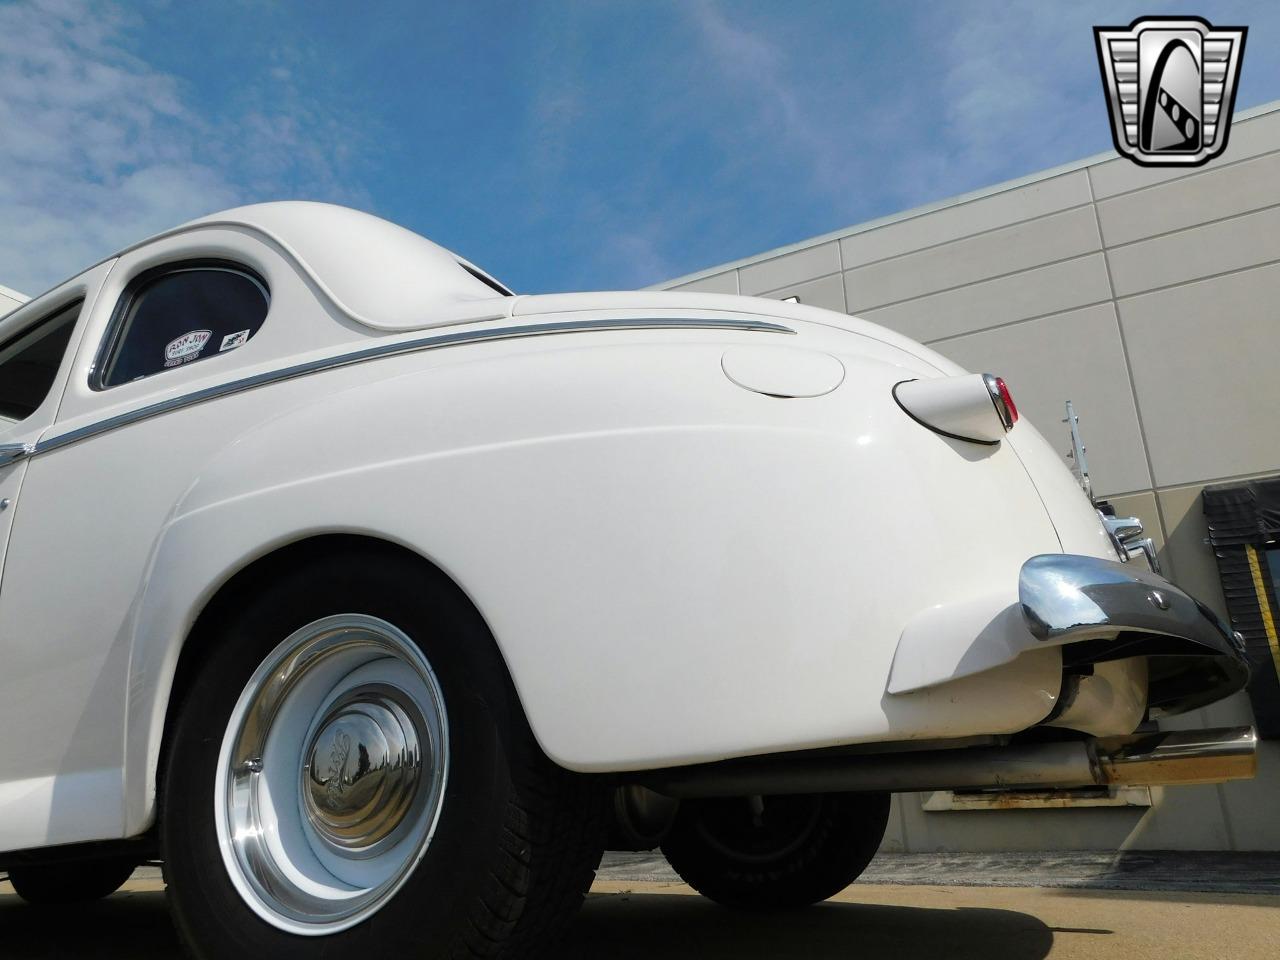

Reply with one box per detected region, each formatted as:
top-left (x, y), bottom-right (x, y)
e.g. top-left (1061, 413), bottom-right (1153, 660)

top-left (161, 548), bottom-right (604, 959)
top-left (660, 791), bottom-right (890, 910)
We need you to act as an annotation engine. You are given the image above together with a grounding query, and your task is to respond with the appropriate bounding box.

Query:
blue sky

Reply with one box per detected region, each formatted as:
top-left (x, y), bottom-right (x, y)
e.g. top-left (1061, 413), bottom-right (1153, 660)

top-left (2, 0), bottom-right (1278, 297)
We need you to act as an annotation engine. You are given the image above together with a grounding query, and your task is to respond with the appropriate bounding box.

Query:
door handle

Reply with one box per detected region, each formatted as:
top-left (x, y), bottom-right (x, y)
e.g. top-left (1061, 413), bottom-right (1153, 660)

top-left (0, 442), bottom-right (34, 467)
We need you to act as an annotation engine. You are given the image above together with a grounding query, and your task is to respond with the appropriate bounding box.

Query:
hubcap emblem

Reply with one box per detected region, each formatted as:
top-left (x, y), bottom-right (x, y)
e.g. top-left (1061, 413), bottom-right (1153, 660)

top-left (302, 686), bottom-right (424, 852)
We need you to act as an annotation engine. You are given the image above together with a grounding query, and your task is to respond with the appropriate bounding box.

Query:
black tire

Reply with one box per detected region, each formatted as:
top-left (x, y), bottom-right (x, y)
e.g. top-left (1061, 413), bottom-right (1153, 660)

top-left (660, 791), bottom-right (890, 910)
top-left (161, 545), bottom-right (604, 959)
top-left (6, 858), bottom-right (137, 905)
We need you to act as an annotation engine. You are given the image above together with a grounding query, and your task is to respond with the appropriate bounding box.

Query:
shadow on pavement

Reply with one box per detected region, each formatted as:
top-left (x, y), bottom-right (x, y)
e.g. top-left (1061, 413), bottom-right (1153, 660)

top-left (0, 890), bottom-right (180, 959)
top-left (567, 892), bottom-right (1055, 959)
top-left (0, 888), bottom-right (1055, 960)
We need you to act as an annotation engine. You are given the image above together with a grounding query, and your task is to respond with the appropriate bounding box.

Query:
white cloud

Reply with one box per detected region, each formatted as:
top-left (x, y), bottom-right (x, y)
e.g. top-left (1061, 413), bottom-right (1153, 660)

top-left (688, 0), bottom-right (853, 204)
top-left (0, 0), bottom-right (368, 296)
top-left (585, 195), bottom-right (678, 290)
top-left (929, 2), bottom-right (1113, 178)
top-left (687, 0), bottom-right (1098, 221)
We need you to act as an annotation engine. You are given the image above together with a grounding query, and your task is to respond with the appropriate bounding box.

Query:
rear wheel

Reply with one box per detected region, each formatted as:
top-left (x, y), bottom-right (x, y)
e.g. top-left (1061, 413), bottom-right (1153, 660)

top-left (6, 858), bottom-right (137, 905)
top-left (660, 791), bottom-right (889, 910)
top-left (161, 547), bottom-right (604, 959)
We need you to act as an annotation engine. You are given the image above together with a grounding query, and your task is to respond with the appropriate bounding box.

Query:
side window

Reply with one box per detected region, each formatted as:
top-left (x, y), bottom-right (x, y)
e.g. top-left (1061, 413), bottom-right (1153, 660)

top-left (0, 300), bottom-right (82, 422)
top-left (97, 262), bottom-right (269, 388)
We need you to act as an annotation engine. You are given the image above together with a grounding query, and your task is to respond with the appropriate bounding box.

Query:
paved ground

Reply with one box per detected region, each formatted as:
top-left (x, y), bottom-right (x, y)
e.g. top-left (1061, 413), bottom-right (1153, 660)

top-left (2, 859), bottom-right (1278, 958)
top-left (601, 850), bottom-right (1280, 894)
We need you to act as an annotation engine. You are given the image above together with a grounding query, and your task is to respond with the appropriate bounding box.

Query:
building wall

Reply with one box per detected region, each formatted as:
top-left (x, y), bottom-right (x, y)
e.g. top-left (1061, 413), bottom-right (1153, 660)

top-left (658, 103), bottom-right (1280, 852)
top-left (0, 285), bottom-right (25, 316)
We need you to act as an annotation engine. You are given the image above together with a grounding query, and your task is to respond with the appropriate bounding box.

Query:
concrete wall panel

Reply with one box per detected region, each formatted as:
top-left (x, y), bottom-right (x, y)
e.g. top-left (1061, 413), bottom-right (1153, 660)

top-left (1206, 713), bottom-right (1280, 851)
top-left (1156, 484), bottom-right (1228, 617)
top-left (1107, 203), bottom-right (1280, 298)
top-left (755, 273), bottom-right (845, 312)
top-left (739, 242), bottom-right (839, 296)
top-left (669, 271), bottom-right (738, 295)
top-left (844, 207), bottom-right (1101, 313)
top-left (1119, 263), bottom-right (1280, 487)
top-left (856, 254), bottom-right (1111, 344)
top-left (1096, 149), bottom-right (1280, 247)
top-left (839, 171), bottom-right (1092, 268)
top-left (894, 796), bottom-right (1154, 853)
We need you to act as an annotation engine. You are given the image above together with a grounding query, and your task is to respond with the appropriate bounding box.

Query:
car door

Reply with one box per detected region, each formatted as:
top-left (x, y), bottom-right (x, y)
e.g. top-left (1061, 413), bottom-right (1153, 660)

top-left (0, 266), bottom-right (109, 594)
top-left (0, 242), bottom-right (285, 853)
top-left (0, 301), bottom-right (80, 572)
top-left (0, 264), bottom-right (118, 848)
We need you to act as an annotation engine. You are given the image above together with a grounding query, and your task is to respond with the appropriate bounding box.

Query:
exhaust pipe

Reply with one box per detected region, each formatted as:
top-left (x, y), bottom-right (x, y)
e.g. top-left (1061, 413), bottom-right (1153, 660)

top-left (641, 727), bottom-right (1257, 799)
top-left (1093, 726), bottom-right (1259, 786)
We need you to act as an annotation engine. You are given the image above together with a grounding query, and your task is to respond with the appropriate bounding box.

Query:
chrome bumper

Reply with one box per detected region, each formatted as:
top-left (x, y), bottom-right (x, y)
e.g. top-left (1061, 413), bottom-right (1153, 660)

top-left (1019, 554), bottom-right (1250, 715)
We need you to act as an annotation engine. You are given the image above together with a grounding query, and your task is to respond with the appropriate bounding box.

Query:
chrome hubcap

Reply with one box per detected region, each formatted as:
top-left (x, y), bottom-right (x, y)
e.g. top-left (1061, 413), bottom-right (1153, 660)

top-left (302, 686), bottom-right (423, 854)
top-left (215, 614), bottom-right (449, 935)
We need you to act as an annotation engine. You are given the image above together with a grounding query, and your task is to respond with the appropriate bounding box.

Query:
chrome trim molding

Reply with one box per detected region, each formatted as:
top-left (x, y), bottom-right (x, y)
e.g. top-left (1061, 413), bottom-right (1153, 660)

top-left (36, 317), bottom-right (794, 458)
top-left (0, 442), bottom-right (34, 468)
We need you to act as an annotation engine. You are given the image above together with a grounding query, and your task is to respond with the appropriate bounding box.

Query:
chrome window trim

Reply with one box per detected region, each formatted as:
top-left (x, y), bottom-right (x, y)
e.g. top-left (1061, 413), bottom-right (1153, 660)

top-left (34, 316), bottom-right (794, 459)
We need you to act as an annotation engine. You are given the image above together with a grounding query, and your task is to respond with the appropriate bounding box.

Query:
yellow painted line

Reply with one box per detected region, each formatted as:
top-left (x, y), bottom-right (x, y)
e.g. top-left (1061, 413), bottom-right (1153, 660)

top-left (1245, 544), bottom-right (1280, 681)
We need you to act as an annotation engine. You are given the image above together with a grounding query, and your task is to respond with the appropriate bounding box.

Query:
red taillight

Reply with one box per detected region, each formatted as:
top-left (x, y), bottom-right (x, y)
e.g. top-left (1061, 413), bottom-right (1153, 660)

top-left (995, 376), bottom-right (1018, 426)
top-left (982, 373), bottom-right (1018, 431)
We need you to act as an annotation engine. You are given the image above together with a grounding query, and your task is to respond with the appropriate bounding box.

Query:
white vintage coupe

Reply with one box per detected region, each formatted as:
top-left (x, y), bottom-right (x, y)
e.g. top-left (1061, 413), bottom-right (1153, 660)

top-left (0, 203), bottom-right (1255, 957)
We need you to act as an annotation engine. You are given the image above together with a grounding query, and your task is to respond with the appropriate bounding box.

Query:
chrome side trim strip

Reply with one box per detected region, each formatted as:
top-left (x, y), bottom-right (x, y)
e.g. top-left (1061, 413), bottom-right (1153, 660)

top-left (34, 317), bottom-right (794, 458)
top-left (0, 442), bottom-right (35, 467)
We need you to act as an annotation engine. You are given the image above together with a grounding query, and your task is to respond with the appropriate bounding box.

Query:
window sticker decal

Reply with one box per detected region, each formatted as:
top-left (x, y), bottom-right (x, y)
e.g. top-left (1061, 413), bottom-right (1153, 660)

top-left (220, 329), bottom-right (251, 352)
top-left (164, 329), bottom-right (212, 367)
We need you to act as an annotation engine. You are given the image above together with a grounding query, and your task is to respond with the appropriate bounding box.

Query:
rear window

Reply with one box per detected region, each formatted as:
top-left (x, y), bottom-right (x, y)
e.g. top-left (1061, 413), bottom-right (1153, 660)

top-left (97, 263), bottom-right (269, 388)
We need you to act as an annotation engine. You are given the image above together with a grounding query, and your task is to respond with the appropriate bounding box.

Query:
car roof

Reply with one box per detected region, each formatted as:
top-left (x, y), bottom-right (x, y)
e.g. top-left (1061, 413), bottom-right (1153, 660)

top-left (111, 201), bottom-right (514, 332)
